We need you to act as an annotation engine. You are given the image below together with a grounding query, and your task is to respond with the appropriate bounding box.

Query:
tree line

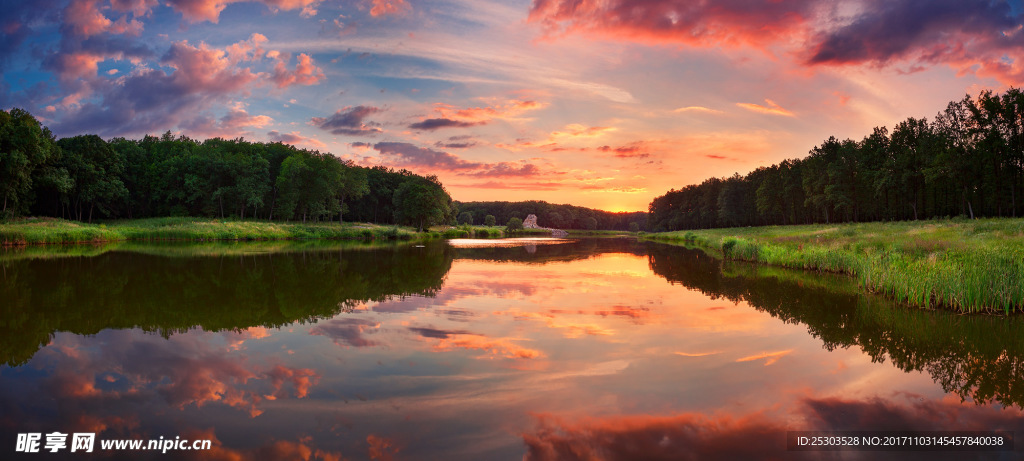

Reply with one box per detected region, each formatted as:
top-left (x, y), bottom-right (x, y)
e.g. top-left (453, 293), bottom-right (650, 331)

top-left (649, 88), bottom-right (1024, 231)
top-left (456, 200), bottom-right (647, 231)
top-left (0, 109), bottom-right (454, 230)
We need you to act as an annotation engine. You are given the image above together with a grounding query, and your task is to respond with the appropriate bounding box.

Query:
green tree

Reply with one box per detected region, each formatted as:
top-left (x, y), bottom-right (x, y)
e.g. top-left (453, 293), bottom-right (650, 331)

top-left (484, 214), bottom-right (496, 226)
top-left (393, 176), bottom-right (452, 231)
top-left (505, 216), bottom-right (523, 233)
top-left (56, 135), bottom-right (129, 222)
top-left (458, 211), bottom-right (474, 225)
top-left (628, 222), bottom-right (640, 233)
top-left (0, 109), bottom-right (58, 216)
top-left (583, 216), bottom-right (598, 230)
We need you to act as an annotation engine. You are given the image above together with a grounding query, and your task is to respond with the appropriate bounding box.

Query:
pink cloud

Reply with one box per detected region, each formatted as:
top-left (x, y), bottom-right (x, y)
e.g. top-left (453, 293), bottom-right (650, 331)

top-left (165, 0), bottom-right (233, 23)
top-left (64, 0), bottom-right (144, 38)
top-left (163, 40), bottom-right (259, 94)
top-left (530, 0), bottom-right (1024, 86)
top-left (181, 104), bottom-right (274, 139)
top-left (267, 130), bottom-right (327, 149)
top-left (528, 0), bottom-right (815, 50)
top-left (165, 0), bottom-right (321, 23)
top-left (225, 33), bottom-right (269, 63)
top-left (271, 52), bottom-right (325, 88)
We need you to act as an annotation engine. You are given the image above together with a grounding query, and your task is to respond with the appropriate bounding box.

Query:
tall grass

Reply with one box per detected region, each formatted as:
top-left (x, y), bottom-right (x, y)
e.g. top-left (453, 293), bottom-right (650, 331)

top-left (0, 217), bottom-right (422, 245)
top-left (644, 218), bottom-right (1024, 314)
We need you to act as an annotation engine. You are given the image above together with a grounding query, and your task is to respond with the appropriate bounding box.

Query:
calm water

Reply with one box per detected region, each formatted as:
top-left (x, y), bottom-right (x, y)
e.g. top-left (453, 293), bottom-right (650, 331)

top-left (2, 238), bottom-right (1024, 460)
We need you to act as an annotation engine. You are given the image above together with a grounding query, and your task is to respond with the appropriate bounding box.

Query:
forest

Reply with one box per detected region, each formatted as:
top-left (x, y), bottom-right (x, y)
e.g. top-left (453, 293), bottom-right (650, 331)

top-left (455, 200), bottom-right (647, 231)
top-left (0, 109), bottom-right (454, 230)
top-left (649, 88), bottom-right (1024, 232)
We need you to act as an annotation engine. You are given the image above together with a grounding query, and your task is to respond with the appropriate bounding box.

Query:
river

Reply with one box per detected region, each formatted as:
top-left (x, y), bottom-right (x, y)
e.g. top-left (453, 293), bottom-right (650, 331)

top-left (1, 238), bottom-right (1022, 460)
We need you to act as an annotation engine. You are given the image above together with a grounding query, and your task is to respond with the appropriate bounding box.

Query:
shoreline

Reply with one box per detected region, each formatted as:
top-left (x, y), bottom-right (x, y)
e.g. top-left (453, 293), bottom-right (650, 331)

top-left (0, 217), bottom-right (428, 246)
top-left (642, 217), bottom-right (1024, 315)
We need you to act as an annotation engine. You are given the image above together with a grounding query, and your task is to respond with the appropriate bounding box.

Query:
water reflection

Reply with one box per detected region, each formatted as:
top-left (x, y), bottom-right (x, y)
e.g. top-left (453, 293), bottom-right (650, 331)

top-left (646, 243), bottom-right (1024, 409)
top-left (0, 239), bottom-right (1022, 459)
top-left (0, 241), bottom-right (453, 366)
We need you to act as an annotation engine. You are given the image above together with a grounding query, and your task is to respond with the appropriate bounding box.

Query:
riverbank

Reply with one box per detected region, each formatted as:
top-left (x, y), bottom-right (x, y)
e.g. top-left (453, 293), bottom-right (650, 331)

top-left (643, 218), bottom-right (1024, 314)
top-left (0, 217), bottom-right (428, 245)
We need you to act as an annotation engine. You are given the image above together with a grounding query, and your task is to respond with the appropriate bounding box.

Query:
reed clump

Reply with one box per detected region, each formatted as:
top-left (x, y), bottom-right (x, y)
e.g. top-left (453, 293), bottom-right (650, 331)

top-left (645, 218), bottom-right (1024, 314)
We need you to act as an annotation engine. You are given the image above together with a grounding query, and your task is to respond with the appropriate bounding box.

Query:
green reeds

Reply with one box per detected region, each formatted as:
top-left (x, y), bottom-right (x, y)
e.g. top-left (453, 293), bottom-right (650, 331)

top-left (644, 218), bottom-right (1024, 314)
top-left (0, 217), bottom-right (421, 245)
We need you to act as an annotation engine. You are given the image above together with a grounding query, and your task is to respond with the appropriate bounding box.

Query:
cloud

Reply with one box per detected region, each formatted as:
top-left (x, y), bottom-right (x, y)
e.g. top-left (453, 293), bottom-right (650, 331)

top-left (312, 105), bottom-right (383, 136)
top-left (270, 52), bottom-right (325, 88)
top-left (373, 141), bottom-right (483, 170)
top-left (370, 142), bottom-right (546, 178)
top-left (267, 130), bottom-right (327, 149)
top-left (408, 326), bottom-right (472, 339)
top-left (44, 34), bottom-right (154, 82)
top-left (165, 0), bottom-right (322, 23)
top-left (432, 334), bottom-right (542, 359)
top-left (466, 163), bottom-right (541, 178)
top-left (64, 0), bottom-right (144, 38)
top-left (435, 140), bottom-right (477, 149)
top-left (804, 0), bottom-right (1024, 84)
top-left (734, 349), bottom-right (794, 366)
top-left (29, 330), bottom-right (321, 420)
top-left (528, 0), bottom-right (817, 49)
top-left (369, 0), bottom-right (410, 17)
top-left (109, 0), bottom-right (159, 17)
top-left (180, 103), bottom-right (273, 138)
top-left (736, 99), bottom-right (795, 117)
top-left (674, 106), bottom-right (723, 115)
top-left (433, 99), bottom-right (546, 122)
top-left (529, 0), bottom-right (1024, 86)
top-left (52, 39), bottom-right (259, 137)
top-left (409, 99), bottom-right (546, 130)
top-left (550, 124), bottom-right (615, 139)
top-left (310, 318), bottom-right (382, 348)
top-left (523, 393), bottom-right (1024, 461)
top-left (225, 33), bottom-right (269, 63)
top-left (408, 118), bottom-right (484, 130)
top-left (522, 412), bottom-right (790, 461)
top-left (0, 0), bottom-right (60, 71)
top-left (598, 143), bottom-right (650, 159)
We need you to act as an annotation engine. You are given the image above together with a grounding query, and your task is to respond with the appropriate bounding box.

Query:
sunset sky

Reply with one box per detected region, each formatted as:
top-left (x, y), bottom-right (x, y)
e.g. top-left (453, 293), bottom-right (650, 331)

top-left (2, 0), bottom-right (1022, 211)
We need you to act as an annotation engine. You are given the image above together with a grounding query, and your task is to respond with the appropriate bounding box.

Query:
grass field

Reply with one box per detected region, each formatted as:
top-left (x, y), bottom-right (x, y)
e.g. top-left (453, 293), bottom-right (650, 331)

top-left (0, 217), bottom-right (429, 245)
top-left (644, 218), bottom-right (1024, 314)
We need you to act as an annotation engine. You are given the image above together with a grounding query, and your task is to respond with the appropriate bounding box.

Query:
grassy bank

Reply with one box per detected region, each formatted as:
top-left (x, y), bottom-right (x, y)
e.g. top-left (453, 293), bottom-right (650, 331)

top-left (644, 218), bottom-right (1024, 314)
top-left (0, 217), bottom-right (428, 245)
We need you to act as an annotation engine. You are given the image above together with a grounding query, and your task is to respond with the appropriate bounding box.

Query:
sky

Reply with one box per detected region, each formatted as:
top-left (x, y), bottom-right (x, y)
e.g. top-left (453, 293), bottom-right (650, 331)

top-left (1, 0), bottom-right (1023, 212)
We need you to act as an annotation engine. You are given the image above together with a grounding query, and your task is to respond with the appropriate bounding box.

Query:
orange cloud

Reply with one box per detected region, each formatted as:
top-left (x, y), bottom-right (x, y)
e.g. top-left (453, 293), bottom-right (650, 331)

top-left (369, 0), bottom-right (410, 17)
top-left (736, 99), bottom-right (795, 117)
top-left (674, 106), bottom-right (723, 115)
top-left (433, 334), bottom-right (542, 359)
top-left (550, 124), bottom-right (616, 139)
top-left (674, 351), bottom-right (722, 357)
top-left (433, 99), bottom-right (547, 122)
top-left (735, 349), bottom-right (794, 366)
top-left (367, 434), bottom-right (401, 461)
